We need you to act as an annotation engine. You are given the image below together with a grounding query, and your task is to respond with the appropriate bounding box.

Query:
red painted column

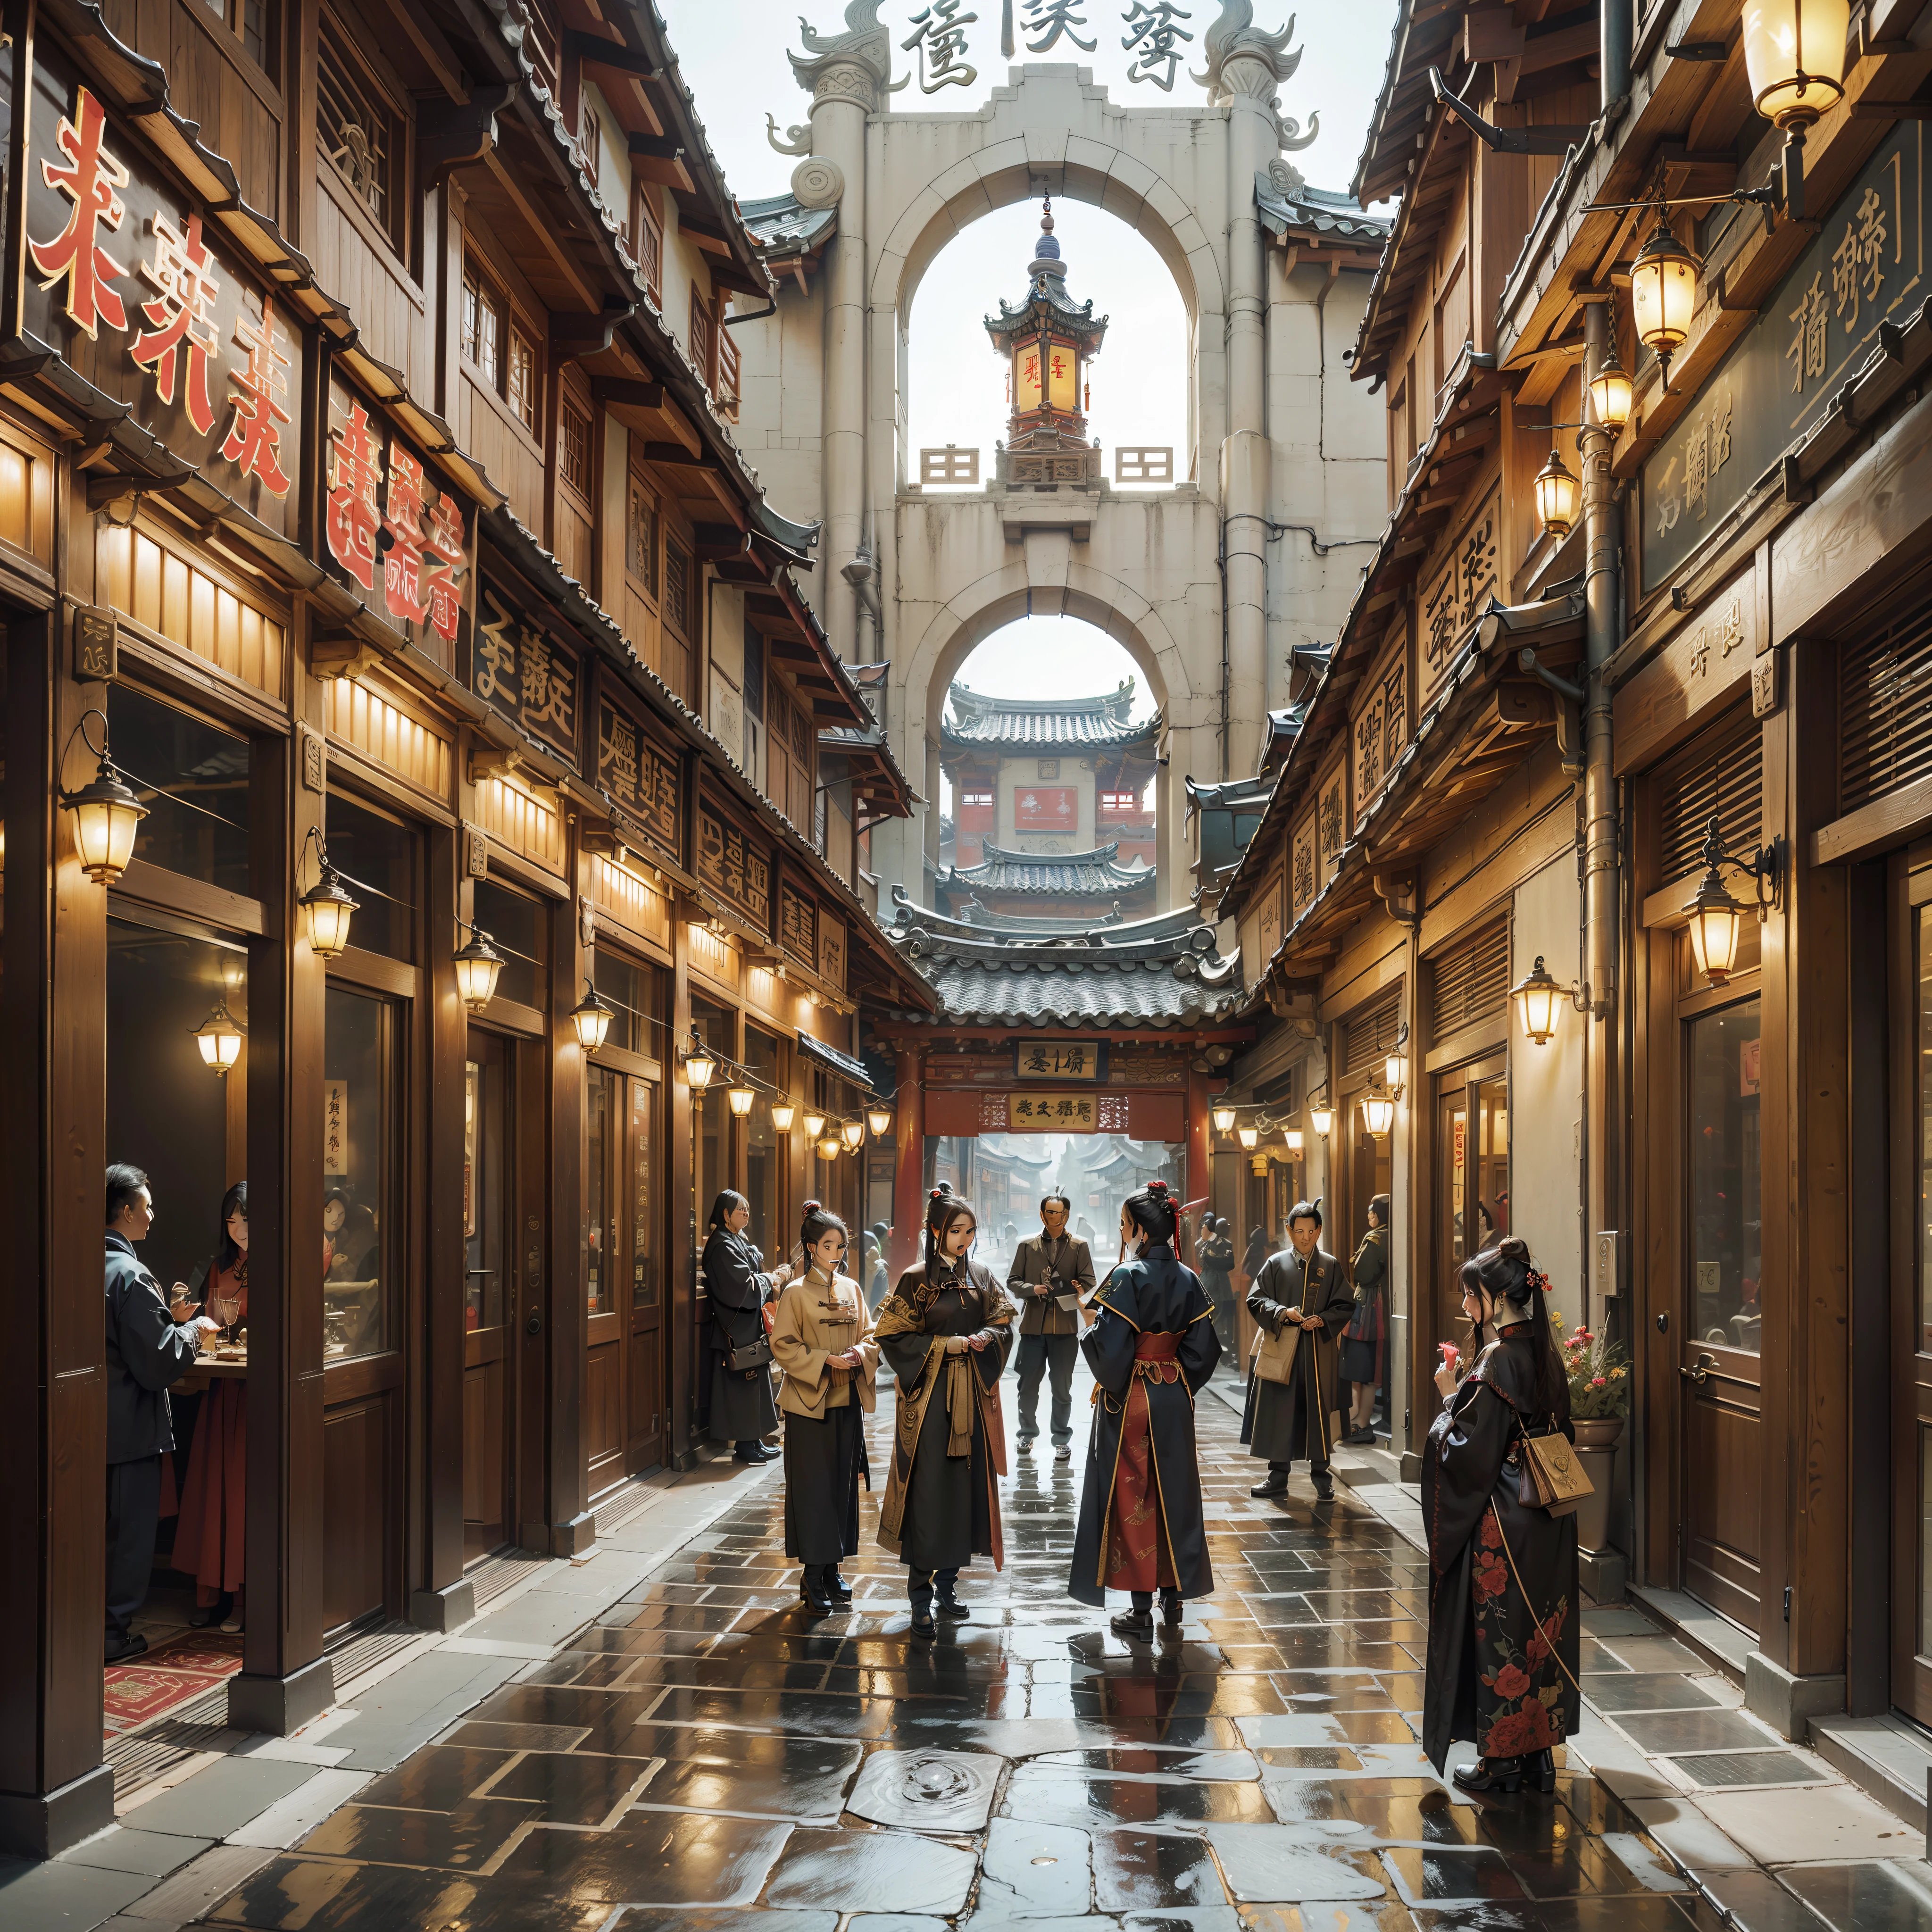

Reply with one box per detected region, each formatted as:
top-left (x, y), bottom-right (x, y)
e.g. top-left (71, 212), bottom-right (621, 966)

top-left (891, 1044), bottom-right (924, 1282)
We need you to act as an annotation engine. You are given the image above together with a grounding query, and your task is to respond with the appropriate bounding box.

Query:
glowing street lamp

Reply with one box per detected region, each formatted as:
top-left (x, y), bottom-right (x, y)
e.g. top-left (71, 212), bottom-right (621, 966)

top-left (192, 996), bottom-right (245, 1076)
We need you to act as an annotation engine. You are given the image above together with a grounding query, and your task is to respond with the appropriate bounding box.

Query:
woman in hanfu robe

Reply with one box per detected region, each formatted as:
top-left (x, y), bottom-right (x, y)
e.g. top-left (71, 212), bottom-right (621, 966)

top-left (1422, 1237), bottom-right (1581, 1795)
top-left (1069, 1180), bottom-right (1222, 1637)
top-left (874, 1184), bottom-right (1015, 1639)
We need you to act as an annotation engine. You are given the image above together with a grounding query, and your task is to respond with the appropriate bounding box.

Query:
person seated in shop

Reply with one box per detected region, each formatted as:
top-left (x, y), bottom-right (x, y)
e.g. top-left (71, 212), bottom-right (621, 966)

top-left (323, 1187), bottom-right (378, 1281)
top-left (104, 1165), bottom-right (220, 1662)
top-left (174, 1182), bottom-right (249, 1632)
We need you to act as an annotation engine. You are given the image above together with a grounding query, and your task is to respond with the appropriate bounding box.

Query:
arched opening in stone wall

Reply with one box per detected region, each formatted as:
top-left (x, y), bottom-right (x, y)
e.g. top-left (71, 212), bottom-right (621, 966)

top-left (936, 616), bottom-right (1161, 927)
top-left (908, 201), bottom-right (1190, 497)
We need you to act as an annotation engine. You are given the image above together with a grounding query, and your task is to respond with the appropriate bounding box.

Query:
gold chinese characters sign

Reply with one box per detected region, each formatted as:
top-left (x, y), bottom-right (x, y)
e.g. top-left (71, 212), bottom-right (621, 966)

top-left (697, 804), bottom-right (772, 929)
top-left (1419, 488), bottom-right (1500, 703)
top-left (596, 698), bottom-right (682, 863)
top-left (1008, 1092), bottom-right (1098, 1133)
top-left (780, 883), bottom-right (817, 969)
top-left (1641, 122), bottom-right (1924, 589)
top-left (25, 66), bottom-right (302, 535)
top-left (1016, 1040), bottom-right (1102, 1082)
top-left (475, 589), bottom-right (579, 766)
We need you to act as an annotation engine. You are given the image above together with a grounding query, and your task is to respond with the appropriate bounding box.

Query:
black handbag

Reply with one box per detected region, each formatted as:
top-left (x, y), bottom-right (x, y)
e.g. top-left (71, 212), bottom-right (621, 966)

top-left (725, 1331), bottom-right (773, 1374)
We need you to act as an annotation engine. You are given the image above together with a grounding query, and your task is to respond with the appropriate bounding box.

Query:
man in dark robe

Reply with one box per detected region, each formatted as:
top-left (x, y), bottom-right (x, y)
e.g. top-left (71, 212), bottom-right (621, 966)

top-left (1008, 1192), bottom-right (1096, 1461)
top-left (1069, 1227), bottom-right (1222, 1632)
top-left (1241, 1198), bottom-right (1354, 1500)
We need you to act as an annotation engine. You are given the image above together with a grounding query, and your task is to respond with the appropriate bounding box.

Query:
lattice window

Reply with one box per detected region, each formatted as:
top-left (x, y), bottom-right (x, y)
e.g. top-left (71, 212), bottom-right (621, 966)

top-left (1099, 789), bottom-right (1141, 815)
top-left (318, 16), bottom-right (402, 249)
top-left (627, 475), bottom-right (659, 599)
top-left (921, 447), bottom-right (979, 485)
top-left (200, 0), bottom-right (270, 67)
top-left (1342, 986), bottom-right (1403, 1077)
top-left (716, 329), bottom-right (741, 423)
top-left (961, 789), bottom-right (993, 810)
top-left (1659, 720), bottom-right (1763, 886)
top-left (1841, 577), bottom-right (1932, 815)
top-left (664, 532), bottom-right (692, 638)
top-left (1428, 921), bottom-right (1512, 1041)
top-left (689, 285), bottom-right (716, 390)
top-left (1115, 447), bottom-right (1174, 484)
top-left (462, 266), bottom-right (501, 388)
top-left (631, 186), bottom-right (663, 302)
top-left (579, 100), bottom-right (601, 186)
top-left (558, 402), bottom-right (591, 503)
top-left (507, 328), bottom-right (537, 434)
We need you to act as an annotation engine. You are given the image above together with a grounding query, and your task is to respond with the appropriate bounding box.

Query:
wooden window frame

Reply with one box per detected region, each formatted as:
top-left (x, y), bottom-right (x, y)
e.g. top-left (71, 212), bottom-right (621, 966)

top-left (961, 788), bottom-right (993, 810)
top-left (630, 183), bottom-right (663, 304)
top-left (317, 8), bottom-right (409, 258)
top-left (464, 251), bottom-right (542, 437)
top-left (626, 468), bottom-right (660, 604)
top-left (715, 327), bottom-right (741, 424)
top-left (558, 395), bottom-right (592, 508)
top-left (199, 0), bottom-right (280, 88)
top-left (689, 283), bottom-right (716, 392)
top-left (579, 98), bottom-right (602, 187)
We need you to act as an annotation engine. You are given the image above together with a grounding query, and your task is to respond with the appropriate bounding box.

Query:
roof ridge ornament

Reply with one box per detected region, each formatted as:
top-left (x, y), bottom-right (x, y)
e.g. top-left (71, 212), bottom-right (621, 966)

top-left (1195, 3), bottom-right (1302, 101)
top-left (790, 0), bottom-right (896, 106)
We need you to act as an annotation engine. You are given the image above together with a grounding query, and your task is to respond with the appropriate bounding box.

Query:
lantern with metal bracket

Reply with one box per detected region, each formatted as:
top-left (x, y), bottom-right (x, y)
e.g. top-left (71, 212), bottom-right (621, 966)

top-left (1683, 813), bottom-right (1783, 986)
top-left (192, 995), bottom-right (245, 1077)
top-left (61, 709), bottom-right (149, 886)
top-left (453, 926), bottom-right (506, 1011)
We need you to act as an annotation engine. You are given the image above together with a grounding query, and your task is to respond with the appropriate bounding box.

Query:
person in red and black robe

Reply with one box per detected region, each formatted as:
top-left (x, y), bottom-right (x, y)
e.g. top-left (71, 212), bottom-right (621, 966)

top-left (1069, 1180), bottom-right (1222, 1638)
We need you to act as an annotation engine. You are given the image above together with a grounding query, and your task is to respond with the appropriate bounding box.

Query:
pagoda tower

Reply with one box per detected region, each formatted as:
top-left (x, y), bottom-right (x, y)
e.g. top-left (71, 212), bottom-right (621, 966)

top-left (985, 199), bottom-right (1108, 488)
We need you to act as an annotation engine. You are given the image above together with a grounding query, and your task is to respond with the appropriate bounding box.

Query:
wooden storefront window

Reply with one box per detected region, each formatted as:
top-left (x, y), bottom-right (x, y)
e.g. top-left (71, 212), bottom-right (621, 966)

top-left (317, 12), bottom-right (406, 255)
top-left (1842, 577), bottom-right (1932, 815)
top-left (98, 521), bottom-right (288, 701)
top-left (1428, 920), bottom-right (1511, 1045)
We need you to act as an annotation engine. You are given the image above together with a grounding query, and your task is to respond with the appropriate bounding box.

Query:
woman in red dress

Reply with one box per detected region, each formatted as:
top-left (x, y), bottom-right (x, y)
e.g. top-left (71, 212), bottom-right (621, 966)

top-left (174, 1182), bottom-right (248, 1631)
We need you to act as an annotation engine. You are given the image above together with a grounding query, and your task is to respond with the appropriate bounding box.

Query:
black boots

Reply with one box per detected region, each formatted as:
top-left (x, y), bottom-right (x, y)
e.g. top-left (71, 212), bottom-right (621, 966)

top-left (1250, 1472), bottom-right (1287, 1497)
top-left (1452, 1755), bottom-right (1525, 1794)
top-left (1159, 1588), bottom-right (1183, 1629)
top-left (1111, 1604), bottom-right (1155, 1639)
top-left (799, 1566), bottom-right (834, 1616)
top-left (935, 1588), bottom-right (970, 1620)
top-left (826, 1569), bottom-right (853, 1604)
top-left (1529, 1748), bottom-right (1557, 1793)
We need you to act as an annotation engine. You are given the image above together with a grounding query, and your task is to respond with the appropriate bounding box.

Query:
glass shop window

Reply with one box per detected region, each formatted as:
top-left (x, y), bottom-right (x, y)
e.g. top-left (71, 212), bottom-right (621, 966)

top-left (472, 879), bottom-right (548, 1011)
top-left (1687, 998), bottom-right (1764, 1354)
top-left (587, 1065), bottom-right (613, 1316)
top-left (323, 984), bottom-right (399, 1362)
top-left (106, 919), bottom-right (244, 1301)
top-left (692, 995), bottom-right (733, 1224)
top-left (745, 1026), bottom-right (783, 1264)
top-left (106, 684), bottom-right (250, 896)
top-left (324, 791), bottom-right (416, 963)
top-left (593, 950), bottom-right (660, 1058)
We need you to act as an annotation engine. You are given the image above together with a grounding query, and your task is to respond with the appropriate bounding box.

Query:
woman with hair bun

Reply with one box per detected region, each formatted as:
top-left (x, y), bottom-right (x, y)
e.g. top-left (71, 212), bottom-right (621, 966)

top-left (874, 1183), bottom-right (1016, 1638)
top-left (769, 1200), bottom-right (876, 1616)
top-left (1069, 1179), bottom-right (1223, 1637)
top-left (703, 1190), bottom-right (791, 1465)
top-left (1422, 1237), bottom-right (1580, 1796)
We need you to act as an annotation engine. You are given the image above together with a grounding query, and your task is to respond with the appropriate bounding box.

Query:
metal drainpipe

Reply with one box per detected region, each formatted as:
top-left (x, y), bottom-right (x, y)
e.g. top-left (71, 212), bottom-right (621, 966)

top-left (1601, 0), bottom-right (1631, 110)
top-left (1582, 299), bottom-right (1619, 1025)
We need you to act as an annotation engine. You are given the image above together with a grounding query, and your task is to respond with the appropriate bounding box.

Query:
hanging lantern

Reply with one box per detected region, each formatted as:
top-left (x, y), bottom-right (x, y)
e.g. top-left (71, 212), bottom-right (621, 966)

top-left (1360, 1093), bottom-right (1395, 1140)
top-left (1237, 1125), bottom-right (1259, 1151)
top-left (1211, 1104), bottom-right (1238, 1134)
top-left (1284, 1126), bottom-right (1305, 1155)
top-left (1511, 956), bottom-right (1567, 1045)
top-left (803, 1110), bottom-right (827, 1139)
top-left (684, 1046), bottom-right (716, 1091)
top-left (1533, 446), bottom-right (1581, 540)
top-left (64, 749), bottom-right (149, 886)
top-left (816, 1134), bottom-right (841, 1160)
top-left (867, 1105), bottom-right (893, 1137)
top-left (727, 1085), bottom-right (756, 1117)
top-left (1587, 341), bottom-right (1633, 433)
top-left (771, 1099), bottom-right (798, 1132)
top-left (841, 1119), bottom-right (866, 1151)
top-left (1629, 217), bottom-right (1700, 384)
top-left (1742, 0), bottom-right (1850, 129)
top-left (1309, 1099), bottom-right (1334, 1137)
top-left (453, 928), bottom-right (506, 1010)
top-left (571, 979), bottom-right (614, 1051)
top-left (300, 862), bottom-right (358, 961)
top-left (1684, 866), bottom-right (1746, 987)
top-left (192, 996), bottom-right (245, 1076)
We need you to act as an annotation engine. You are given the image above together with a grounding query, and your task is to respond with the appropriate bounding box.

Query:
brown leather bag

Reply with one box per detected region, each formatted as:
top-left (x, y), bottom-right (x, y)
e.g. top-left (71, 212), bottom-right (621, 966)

top-left (1249, 1319), bottom-right (1302, 1386)
top-left (1516, 1424), bottom-right (1591, 1518)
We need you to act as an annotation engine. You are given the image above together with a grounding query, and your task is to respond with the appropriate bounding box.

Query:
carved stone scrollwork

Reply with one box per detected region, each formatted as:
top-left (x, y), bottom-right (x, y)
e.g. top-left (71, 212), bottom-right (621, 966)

top-left (812, 65), bottom-right (878, 107)
top-left (791, 156), bottom-right (846, 209)
top-left (1266, 157), bottom-right (1305, 198)
top-left (766, 114), bottom-right (814, 157)
top-left (790, 0), bottom-right (892, 107)
top-left (1194, 2), bottom-right (1305, 104)
top-left (1274, 110), bottom-right (1320, 152)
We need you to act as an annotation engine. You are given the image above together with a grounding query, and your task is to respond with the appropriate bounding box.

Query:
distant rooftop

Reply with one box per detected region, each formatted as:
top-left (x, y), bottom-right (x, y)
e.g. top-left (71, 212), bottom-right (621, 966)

top-left (944, 679), bottom-right (1159, 750)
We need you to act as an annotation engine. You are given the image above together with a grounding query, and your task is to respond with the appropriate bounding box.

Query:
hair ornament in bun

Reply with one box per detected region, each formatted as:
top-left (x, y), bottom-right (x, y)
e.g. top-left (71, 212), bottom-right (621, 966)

top-left (1526, 1265), bottom-right (1549, 1295)
top-left (1148, 1179), bottom-right (1170, 1196)
top-left (803, 1198), bottom-right (822, 1215)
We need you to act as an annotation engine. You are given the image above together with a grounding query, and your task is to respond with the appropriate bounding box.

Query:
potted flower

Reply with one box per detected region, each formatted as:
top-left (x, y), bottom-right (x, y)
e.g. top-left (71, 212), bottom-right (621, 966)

top-left (1550, 1312), bottom-right (1630, 1552)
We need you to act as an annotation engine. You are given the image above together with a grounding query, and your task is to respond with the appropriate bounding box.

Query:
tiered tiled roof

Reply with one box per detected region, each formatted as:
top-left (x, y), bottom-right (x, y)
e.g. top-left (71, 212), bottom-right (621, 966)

top-left (942, 841), bottom-right (1154, 901)
top-left (1254, 171), bottom-right (1392, 248)
top-left (943, 681), bottom-right (1159, 750)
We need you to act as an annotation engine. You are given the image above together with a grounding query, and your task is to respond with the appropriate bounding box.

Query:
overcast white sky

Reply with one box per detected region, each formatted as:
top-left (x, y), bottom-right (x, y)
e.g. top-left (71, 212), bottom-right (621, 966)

top-left (663, 0), bottom-right (1398, 742)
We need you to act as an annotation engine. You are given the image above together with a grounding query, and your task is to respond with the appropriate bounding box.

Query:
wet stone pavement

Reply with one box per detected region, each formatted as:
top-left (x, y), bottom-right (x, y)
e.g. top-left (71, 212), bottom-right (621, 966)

top-left (186, 1364), bottom-right (1931, 1932)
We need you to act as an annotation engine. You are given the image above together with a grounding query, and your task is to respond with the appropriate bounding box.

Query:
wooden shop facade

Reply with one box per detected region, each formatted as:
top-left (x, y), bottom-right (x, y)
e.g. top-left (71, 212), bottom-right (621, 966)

top-left (1220, 0), bottom-right (1932, 1808)
top-left (0, 0), bottom-right (922, 1859)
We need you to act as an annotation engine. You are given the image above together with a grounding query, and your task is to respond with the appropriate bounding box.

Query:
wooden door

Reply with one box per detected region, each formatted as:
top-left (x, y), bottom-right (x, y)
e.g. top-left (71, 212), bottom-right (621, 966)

top-left (1677, 994), bottom-right (1765, 1634)
top-left (1892, 860), bottom-right (1932, 1719)
top-left (626, 1074), bottom-right (666, 1471)
top-left (462, 1033), bottom-right (515, 1562)
top-left (584, 1064), bottom-right (626, 1495)
top-left (1431, 1054), bottom-right (1507, 1377)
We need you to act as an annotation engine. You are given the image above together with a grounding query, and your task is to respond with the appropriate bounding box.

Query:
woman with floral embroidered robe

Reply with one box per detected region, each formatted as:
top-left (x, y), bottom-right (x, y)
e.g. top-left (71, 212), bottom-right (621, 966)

top-left (1069, 1181), bottom-right (1222, 1637)
top-left (1421, 1237), bottom-right (1580, 1795)
top-left (875, 1184), bottom-right (1015, 1639)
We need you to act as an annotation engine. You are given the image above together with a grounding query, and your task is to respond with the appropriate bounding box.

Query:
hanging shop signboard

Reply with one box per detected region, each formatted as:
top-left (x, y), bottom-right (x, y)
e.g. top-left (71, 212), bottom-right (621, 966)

top-left (23, 67), bottom-right (304, 537)
top-left (817, 912), bottom-right (845, 991)
top-left (1418, 488), bottom-right (1499, 704)
top-left (474, 586), bottom-right (580, 767)
top-left (1008, 1091), bottom-right (1099, 1133)
top-left (323, 378), bottom-right (473, 659)
top-left (1641, 122), bottom-right (1925, 591)
top-left (697, 801), bottom-right (772, 930)
top-left (780, 882), bottom-right (818, 968)
top-left (595, 696), bottom-right (682, 863)
top-left (1013, 785), bottom-right (1077, 833)
top-left (1015, 1039), bottom-right (1105, 1082)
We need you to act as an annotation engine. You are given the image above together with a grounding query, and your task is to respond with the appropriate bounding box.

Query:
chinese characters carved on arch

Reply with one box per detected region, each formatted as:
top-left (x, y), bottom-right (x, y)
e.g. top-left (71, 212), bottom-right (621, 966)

top-left (30, 82), bottom-right (295, 502)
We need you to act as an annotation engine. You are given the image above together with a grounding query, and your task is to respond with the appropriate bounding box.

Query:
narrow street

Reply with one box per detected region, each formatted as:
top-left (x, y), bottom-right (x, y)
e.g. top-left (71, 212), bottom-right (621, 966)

top-left (17, 1363), bottom-right (1902, 1931)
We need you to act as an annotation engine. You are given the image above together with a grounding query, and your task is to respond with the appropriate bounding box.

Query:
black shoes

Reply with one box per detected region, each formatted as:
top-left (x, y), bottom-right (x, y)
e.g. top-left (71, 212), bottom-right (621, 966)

top-left (936, 1592), bottom-right (971, 1620)
top-left (1312, 1477), bottom-right (1334, 1502)
top-left (1159, 1589), bottom-right (1184, 1629)
top-left (1250, 1474), bottom-right (1287, 1497)
top-left (909, 1607), bottom-right (937, 1639)
top-left (799, 1568), bottom-right (834, 1616)
top-left (826, 1569), bottom-right (853, 1604)
top-left (1344, 1426), bottom-right (1377, 1446)
top-left (734, 1444), bottom-right (777, 1466)
top-left (1529, 1748), bottom-right (1557, 1793)
top-left (1452, 1755), bottom-right (1525, 1794)
top-left (188, 1594), bottom-right (232, 1630)
top-left (1111, 1605), bottom-right (1155, 1639)
top-left (104, 1632), bottom-right (148, 1663)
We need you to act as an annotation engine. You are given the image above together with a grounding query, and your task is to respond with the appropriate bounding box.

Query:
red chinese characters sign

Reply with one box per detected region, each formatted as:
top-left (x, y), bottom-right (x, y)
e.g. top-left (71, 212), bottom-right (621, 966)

top-left (1013, 785), bottom-right (1076, 833)
top-left (24, 66), bottom-right (304, 532)
top-left (324, 382), bottom-right (473, 657)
